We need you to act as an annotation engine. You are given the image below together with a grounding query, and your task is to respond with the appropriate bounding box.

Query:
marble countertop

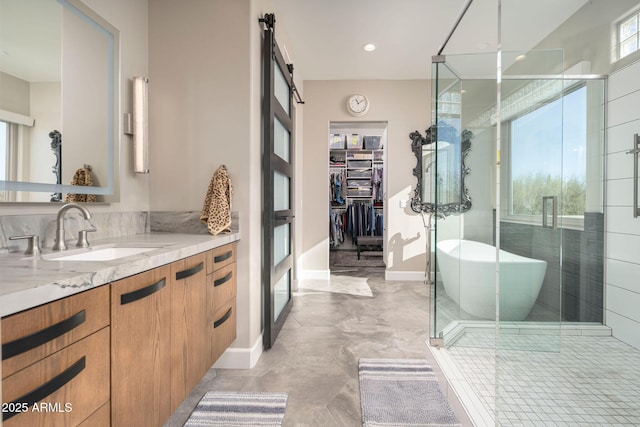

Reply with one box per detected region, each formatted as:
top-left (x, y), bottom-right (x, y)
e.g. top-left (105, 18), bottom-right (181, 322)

top-left (0, 232), bottom-right (240, 318)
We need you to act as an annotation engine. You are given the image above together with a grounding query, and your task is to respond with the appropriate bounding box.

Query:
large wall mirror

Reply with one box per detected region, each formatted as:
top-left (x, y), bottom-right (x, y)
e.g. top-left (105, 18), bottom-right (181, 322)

top-left (410, 124), bottom-right (472, 216)
top-left (0, 0), bottom-right (119, 203)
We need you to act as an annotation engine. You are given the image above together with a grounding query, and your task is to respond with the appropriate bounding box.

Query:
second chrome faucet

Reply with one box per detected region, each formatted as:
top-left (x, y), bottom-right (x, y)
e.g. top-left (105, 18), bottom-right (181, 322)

top-left (52, 203), bottom-right (95, 251)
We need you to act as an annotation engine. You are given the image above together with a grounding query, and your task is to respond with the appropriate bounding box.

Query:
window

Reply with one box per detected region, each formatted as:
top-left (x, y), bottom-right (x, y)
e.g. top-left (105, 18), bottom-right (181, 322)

top-left (619, 11), bottom-right (639, 59)
top-left (507, 85), bottom-right (588, 223)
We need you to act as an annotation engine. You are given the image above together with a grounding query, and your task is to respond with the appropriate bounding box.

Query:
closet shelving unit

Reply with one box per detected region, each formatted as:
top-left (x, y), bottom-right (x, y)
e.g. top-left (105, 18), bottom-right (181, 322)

top-left (329, 128), bottom-right (385, 253)
top-left (330, 148), bottom-right (383, 204)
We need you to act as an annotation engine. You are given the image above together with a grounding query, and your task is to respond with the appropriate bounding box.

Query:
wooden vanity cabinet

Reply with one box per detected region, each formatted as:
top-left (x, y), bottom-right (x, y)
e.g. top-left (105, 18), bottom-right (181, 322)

top-left (1, 241), bottom-right (238, 427)
top-left (207, 242), bottom-right (237, 365)
top-left (110, 264), bottom-right (171, 427)
top-left (169, 252), bottom-right (210, 411)
top-left (1, 286), bottom-right (110, 427)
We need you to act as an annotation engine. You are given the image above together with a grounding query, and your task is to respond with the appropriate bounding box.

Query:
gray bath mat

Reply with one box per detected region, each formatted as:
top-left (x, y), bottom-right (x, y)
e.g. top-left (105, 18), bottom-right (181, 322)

top-left (359, 358), bottom-right (460, 427)
top-left (184, 391), bottom-right (288, 426)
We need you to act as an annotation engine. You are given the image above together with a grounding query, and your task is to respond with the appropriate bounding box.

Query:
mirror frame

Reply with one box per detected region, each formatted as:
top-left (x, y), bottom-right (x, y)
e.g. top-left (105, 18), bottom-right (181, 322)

top-left (0, 0), bottom-right (120, 202)
top-left (410, 125), bottom-right (472, 216)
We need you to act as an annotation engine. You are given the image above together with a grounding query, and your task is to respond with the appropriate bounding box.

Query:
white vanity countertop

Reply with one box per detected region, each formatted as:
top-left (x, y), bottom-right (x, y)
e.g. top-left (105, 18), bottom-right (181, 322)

top-left (0, 232), bottom-right (240, 318)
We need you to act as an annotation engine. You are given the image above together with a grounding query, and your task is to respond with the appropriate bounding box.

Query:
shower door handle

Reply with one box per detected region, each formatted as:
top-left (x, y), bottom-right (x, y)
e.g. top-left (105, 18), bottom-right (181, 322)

top-left (626, 134), bottom-right (640, 218)
top-left (542, 196), bottom-right (558, 229)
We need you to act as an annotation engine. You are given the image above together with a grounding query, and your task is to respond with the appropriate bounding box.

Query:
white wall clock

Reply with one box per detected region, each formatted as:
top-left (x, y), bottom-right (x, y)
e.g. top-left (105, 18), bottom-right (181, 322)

top-left (347, 94), bottom-right (370, 116)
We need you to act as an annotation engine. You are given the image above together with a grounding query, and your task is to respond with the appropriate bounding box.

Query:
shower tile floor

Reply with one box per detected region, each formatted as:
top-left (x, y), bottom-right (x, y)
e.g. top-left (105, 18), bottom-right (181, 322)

top-left (434, 331), bottom-right (640, 426)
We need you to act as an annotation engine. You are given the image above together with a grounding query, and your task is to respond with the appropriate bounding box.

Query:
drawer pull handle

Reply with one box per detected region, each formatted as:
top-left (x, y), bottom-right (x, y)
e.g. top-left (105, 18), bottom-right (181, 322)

top-left (2, 310), bottom-right (86, 361)
top-left (214, 272), bottom-right (233, 287)
top-left (2, 356), bottom-right (86, 421)
top-left (121, 278), bottom-right (166, 305)
top-left (175, 262), bottom-right (204, 280)
top-left (214, 251), bottom-right (233, 263)
top-left (214, 308), bottom-right (233, 328)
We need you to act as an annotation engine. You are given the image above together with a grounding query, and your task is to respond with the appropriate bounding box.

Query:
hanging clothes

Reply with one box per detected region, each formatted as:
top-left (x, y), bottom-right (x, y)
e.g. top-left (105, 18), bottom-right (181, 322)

top-left (329, 208), bottom-right (346, 247)
top-left (330, 169), bottom-right (346, 205)
top-left (344, 201), bottom-right (382, 241)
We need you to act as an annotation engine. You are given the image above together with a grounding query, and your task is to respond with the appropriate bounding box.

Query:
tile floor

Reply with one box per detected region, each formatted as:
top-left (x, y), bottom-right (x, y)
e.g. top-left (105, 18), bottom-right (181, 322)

top-left (165, 266), bottom-right (469, 426)
top-left (440, 331), bottom-right (640, 426)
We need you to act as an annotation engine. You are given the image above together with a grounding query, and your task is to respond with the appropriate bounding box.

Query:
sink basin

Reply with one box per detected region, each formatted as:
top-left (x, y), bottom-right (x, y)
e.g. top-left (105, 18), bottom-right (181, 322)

top-left (44, 246), bottom-right (159, 261)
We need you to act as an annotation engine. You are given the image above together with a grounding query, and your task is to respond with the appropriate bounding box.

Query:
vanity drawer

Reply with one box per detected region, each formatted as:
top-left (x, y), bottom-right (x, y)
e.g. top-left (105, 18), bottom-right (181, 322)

top-left (1, 285), bottom-right (110, 378)
top-left (209, 262), bottom-right (237, 312)
top-left (78, 402), bottom-right (110, 427)
top-left (211, 300), bottom-right (236, 363)
top-left (207, 242), bottom-right (237, 274)
top-left (2, 327), bottom-right (110, 427)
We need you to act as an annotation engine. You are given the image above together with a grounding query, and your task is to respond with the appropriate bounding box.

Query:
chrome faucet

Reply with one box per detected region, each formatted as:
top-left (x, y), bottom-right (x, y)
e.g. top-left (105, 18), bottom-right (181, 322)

top-left (52, 203), bottom-right (93, 251)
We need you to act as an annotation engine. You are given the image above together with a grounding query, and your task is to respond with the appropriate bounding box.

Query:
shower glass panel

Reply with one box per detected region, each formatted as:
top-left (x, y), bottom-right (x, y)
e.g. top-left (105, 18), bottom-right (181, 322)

top-left (432, 53), bottom-right (498, 350)
top-left (431, 60), bottom-right (462, 342)
top-left (497, 49), bottom-right (564, 355)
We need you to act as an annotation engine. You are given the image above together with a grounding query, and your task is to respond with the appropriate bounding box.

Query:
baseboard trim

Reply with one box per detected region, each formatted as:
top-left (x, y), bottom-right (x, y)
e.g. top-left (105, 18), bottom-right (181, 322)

top-left (384, 270), bottom-right (426, 281)
top-left (213, 334), bottom-right (263, 369)
top-left (297, 269), bottom-right (330, 280)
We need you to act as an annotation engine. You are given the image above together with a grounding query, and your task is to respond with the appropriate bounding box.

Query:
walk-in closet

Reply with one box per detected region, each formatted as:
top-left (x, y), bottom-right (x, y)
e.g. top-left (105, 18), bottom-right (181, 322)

top-left (329, 122), bottom-right (387, 267)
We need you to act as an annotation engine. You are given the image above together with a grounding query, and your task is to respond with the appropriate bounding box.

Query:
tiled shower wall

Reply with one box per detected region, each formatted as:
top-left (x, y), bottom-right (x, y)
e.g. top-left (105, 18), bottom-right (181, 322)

top-left (605, 60), bottom-right (640, 350)
top-left (499, 213), bottom-right (604, 322)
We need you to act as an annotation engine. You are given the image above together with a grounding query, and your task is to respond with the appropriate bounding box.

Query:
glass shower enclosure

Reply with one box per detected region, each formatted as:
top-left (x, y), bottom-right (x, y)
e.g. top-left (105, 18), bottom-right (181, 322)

top-left (430, 47), bottom-right (606, 424)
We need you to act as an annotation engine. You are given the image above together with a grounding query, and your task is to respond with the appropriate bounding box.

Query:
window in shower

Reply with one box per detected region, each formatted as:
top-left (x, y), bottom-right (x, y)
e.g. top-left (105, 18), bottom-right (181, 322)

top-left (506, 83), bottom-right (598, 229)
top-left (618, 10), bottom-right (639, 59)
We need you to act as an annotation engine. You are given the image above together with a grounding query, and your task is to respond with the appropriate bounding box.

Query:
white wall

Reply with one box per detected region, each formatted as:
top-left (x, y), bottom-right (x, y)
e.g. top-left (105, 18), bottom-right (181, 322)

top-left (301, 80), bottom-right (430, 279)
top-left (605, 59), bottom-right (640, 350)
top-left (149, 0), bottom-right (302, 363)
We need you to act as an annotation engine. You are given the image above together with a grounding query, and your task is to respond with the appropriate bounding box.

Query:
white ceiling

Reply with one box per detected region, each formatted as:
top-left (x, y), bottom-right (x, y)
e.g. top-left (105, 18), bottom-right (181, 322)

top-left (1, 0), bottom-right (589, 83)
top-left (272, 0), bottom-right (590, 80)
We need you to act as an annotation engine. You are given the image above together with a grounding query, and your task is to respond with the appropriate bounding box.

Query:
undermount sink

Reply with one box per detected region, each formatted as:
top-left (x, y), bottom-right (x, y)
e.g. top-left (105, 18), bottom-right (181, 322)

top-left (44, 245), bottom-right (161, 261)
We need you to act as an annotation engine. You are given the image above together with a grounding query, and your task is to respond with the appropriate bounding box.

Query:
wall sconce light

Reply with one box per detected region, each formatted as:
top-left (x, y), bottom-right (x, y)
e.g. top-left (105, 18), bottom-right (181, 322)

top-left (124, 76), bottom-right (149, 173)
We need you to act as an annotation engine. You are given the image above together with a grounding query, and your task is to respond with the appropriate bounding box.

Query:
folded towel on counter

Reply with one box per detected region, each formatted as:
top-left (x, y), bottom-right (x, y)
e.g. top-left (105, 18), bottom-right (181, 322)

top-left (65, 166), bottom-right (97, 203)
top-left (200, 164), bottom-right (233, 235)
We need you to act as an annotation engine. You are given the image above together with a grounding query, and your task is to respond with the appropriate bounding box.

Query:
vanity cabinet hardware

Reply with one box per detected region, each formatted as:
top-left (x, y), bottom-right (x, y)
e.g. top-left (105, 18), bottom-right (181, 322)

top-left (3, 356), bottom-right (85, 421)
top-left (214, 308), bottom-right (233, 328)
top-left (214, 272), bottom-right (233, 287)
top-left (120, 278), bottom-right (166, 305)
top-left (175, 262), bottom-right (204, 280)
top-left (214, 251), bottom-right (233, 263)
top-left (2, 310), bottom-right (86, 361)
top-left (8, 235), bottom-right (40, 256)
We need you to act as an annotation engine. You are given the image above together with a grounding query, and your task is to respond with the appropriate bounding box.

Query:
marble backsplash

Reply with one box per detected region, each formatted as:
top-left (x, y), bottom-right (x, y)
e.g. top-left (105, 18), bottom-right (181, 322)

top-left (150, 211), bottom-right (239, 234)
top-left (0, 210), bottom-right (239, 254)
top-left (0, 211), bottom-right (149, 254)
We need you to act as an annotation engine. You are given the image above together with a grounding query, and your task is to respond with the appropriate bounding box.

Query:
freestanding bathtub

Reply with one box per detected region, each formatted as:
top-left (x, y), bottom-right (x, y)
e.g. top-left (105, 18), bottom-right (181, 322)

top-left (436, 239), bottom-right (547, 321)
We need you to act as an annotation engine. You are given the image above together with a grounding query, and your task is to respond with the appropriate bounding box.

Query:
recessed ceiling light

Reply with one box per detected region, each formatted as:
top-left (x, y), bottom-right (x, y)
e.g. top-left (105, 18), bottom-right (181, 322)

top-left (363, 43), bottom-right (376, 52)
top-left (515, 54), bottom-right (527, 61)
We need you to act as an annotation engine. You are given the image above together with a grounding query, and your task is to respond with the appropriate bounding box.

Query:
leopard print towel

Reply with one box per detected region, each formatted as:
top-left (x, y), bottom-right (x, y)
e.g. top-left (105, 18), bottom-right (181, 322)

top-left (65, 166), bottom-right (97, 203)
top-left (200, 165), bottom-right (233, 235)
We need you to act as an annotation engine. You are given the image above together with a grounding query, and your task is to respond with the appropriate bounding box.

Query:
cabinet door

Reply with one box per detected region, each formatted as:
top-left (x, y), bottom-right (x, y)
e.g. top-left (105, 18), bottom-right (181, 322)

top-left (209, 261), bottom-right (237, 313)
top-left (170, 252), bottom-right (209, 411)
top-left (211, 300), bottom-right (237, 364)
top-left (2, 327), bottom-right (110, 427)
top-left (2, 286), bottom-right (109, 378)
top-left (111, 265), bottom-right (171, 427)
top-left (207, 242), bottom-right (237, 274)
